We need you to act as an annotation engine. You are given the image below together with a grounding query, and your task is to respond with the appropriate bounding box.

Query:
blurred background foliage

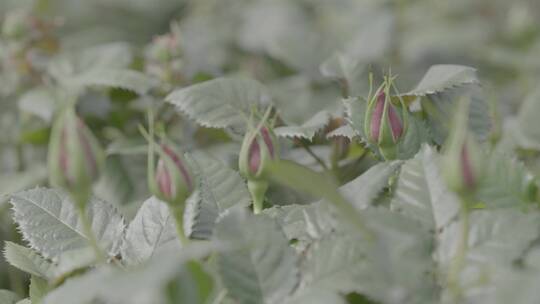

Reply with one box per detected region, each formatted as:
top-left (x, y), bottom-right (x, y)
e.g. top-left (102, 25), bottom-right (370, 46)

top-left (2, 0), bottom-right (540, 296)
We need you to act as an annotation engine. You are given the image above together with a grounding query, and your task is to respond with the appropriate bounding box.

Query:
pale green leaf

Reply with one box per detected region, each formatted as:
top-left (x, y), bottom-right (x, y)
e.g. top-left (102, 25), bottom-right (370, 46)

top-left (64, 69), bottom-right (159, 95)
top-left (43, 243), bottom-right (218, 304)
top-left (339, 161), bottom-right (402, 210)
top-left (183, 153), bottom-right (251, 240)
top-left (263, 202), bottom-right (336, 250)
top-left (274, 110), bottom-right (331, 140)
top-left (438, 210), bottom-right (540, 302)
top-left (10, 188), bottom-right (125, 260)
top-left (165, 261), bottom-right (215, 304)
top-left (3, 242), bottom-right (54, 278)
top-left (0, 165), bottom-right (47, 204)
top-left (301, 208), bottom-right (435, 303)
top-left (320, 53), bottom-right (368, 97)
top-left (391, 145), bottom-right (461, 232)
top-left (344, 96), bottom-right (367, 139)
top-left (285, 289), bottom-right (346, 304)
top-left (326, 124), bottom-right (356, 140)
top-left (120, 196), bottom-right (178, 266)
top-left (215, 208), bottom-right (299, 304)
top-left (94, 156), bottom-right (134, 207)
top-left (439, 210), bottom-right (540, 276)
top-left (18, 87), bottom-right (57, 122)
top-left (266, 160), bottom-right (371, 236)
top-left (422, 86), bottom-right (491, 144)
top-left (30, 276), bottom-right (49, 303)
top-left (48, 42), bottom-right (133, 80)
top-left (402, 65), bottom-right (479, 99)
top-left (475, 152), bottom-right (537, 208)
top-left (166, 77), bottom-right (270, 133)
top-left (0, 290), bottom-right (21, 304)
top-left (515, 89), bottom-right (540, 150)
top-left (53, 247), bottom-right (97, 278)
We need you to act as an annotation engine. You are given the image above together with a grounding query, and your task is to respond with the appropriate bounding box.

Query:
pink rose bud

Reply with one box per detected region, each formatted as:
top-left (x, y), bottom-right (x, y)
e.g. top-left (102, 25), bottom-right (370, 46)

top-left (149, 143), bottom-right (193, 205)
top-left (239, 126), bottom-right (278, 180)
top-left (48, 106), bottom-right (104, 203)
top-left (442, 96), bottom-right (484, 195)
top-left (364, 85), bottom-right (407, 160)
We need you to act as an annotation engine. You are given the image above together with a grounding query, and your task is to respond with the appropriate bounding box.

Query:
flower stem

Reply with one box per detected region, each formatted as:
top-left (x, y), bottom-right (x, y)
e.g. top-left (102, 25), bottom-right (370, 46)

top-left (447, 198), bottom-right (470, 302)
top-left (248, 180), bottom-right (268, 214)
top-left (171, 205), bottom-right (189, 245)
top-left (76, 203), bottom-right (106, 264)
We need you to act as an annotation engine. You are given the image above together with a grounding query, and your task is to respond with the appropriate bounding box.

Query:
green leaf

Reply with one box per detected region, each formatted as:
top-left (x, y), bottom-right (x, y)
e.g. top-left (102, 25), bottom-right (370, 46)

top-left (401, 65), bottom-right (479, 100)
top-left (10, 188), bottom-right (125, 260)
top-left (274, 110), bottom-right (331, 141)
top-left (43, 243), bottom-right (218, 304)
top-left (93, 156), bottom-right (134, 207)
top-left (53, 247), bottom-right (97, 278)
top-left (441, 210), bottom-right (540, 270)
top-left (515, 89), bottom-right (540, 150)
top-left (391, 145), bottom-right (461, 232)
top-left (301, 208), bottom-right (435, 303)
top-left (439, 210), bottom-right (540, 301)
top-left (339, 161), bottom-right (402, 210)
top-left (64, 69), bottom-right (159, 95)
top-left (166, 261), bottom-right (215, 304)
top-left (344, 97), bottom-right (367, 139)
top-left (397, 114), bottom-right (431, 159)
top-left (0, 290), bottom-right (21, 304)
top-left (30, 276), bottom-right (49, 303)
top-left (166, 77), bottom-right (270, 134)
top-left (475, 152), bottom-right (537, 208)
top-left (266, 160), bottom-right (373, 238)
top-left (3, 242), bottom-right (54, 278)
top-left (215, 208), bottom-right (299, 304)
top-left (183, 153), bottom-right (252, 240)
top-left (0, 165), bottom-right (47, 203)
top-left (422, 86), bottom-right (491, 144)
top-left (285, 289), bottom-right (346, 304)
top-left (487, 269), bottom-right (540, 304)
top-left (326, 124), bottom-right (356, 140)
top-left (263, 202), bottom-right (336, 249)
top-left (18, 87), bottom-right (57, 122)
top-left (120, 196), bottom-right (178, 266)
top-left (320, 53), bottom-right (368, 97)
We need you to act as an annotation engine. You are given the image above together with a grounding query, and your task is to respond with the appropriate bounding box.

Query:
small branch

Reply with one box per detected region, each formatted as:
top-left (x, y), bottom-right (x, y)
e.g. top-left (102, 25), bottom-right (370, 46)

top-left (171, 205), bottom-right (189, 245)
top-left (300, 140), bottom-right (329, 171)
top-left (446, 198), bottom-right (471, 302)
top-left (76, 202), bottom-right (106, 264)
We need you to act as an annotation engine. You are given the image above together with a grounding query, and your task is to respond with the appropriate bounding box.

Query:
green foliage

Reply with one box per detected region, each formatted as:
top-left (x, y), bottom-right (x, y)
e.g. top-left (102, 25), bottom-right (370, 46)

top-left (2, 1), bottom-right (540, 303)
top-left (10, 188), bottom-right (125, 260)
top-left (215, 208), bottom-right (299, 304)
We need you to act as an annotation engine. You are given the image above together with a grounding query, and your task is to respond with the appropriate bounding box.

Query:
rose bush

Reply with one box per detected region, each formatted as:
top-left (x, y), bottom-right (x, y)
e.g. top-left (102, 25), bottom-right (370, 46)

top-left (1, 1), bottom-right (540, 304)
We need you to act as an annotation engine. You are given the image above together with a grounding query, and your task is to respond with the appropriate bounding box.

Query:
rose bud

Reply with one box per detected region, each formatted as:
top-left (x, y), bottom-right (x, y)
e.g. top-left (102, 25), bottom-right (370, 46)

top-left (239, 125), bottom-right (278, 180)
top-left (442, 97), bottom-right (484, 195)
top-left (48, 106), bottom-right (104, 204)
top-left (364, 87), bottom-right (407, 160)
top-left (148, 142), bottom-right (193, 206)
top-left (238, 124), bottom-right (279, 214)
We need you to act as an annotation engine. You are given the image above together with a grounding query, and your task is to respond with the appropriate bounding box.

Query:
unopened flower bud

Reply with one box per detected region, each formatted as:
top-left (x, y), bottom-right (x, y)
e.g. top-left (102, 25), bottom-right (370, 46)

top-left (442, 97), bottom-right (484, 195)
top-left (443, 138), bottom-right (483, 195)
top-left (239, 125), bottom-right (278, 180)
top-left (48, 106), bottom-right (104, 203)
top-left (149, 143), bottom-right (193, 206)
top-left (364, 87), bottom-right (407, 160)
top-left (239, 123), bottom-right (279, 214)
